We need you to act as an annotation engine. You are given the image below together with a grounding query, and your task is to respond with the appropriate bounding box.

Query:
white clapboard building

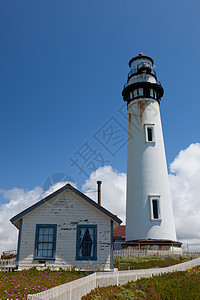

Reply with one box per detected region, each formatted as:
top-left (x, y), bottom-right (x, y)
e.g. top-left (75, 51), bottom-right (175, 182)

top-left (10, 183), bottom-right (121, 271)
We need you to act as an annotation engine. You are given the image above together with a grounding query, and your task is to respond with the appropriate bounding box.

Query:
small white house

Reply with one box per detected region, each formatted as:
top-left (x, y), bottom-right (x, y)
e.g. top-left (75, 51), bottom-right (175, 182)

top-left (10, 183), bottom-right (121, 271)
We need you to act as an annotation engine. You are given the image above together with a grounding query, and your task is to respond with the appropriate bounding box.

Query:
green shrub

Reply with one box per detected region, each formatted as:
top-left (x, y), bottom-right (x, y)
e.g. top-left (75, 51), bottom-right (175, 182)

top-left (114, 256), bottom-right (189, 270)
top-left (121, 289), bottom-right (135, 299)
top-left (136, 289), bottom-right (147, 298)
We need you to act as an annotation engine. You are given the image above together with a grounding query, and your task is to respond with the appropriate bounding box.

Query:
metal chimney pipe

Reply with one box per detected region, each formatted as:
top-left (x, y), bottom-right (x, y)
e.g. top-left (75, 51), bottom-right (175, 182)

top-left (97, 181), bottom-right (102, 206)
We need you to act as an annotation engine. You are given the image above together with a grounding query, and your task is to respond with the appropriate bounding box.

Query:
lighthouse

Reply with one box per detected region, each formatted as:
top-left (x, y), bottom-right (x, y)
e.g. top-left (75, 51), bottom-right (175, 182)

top-left (122, 53), bottom-right (181, 251)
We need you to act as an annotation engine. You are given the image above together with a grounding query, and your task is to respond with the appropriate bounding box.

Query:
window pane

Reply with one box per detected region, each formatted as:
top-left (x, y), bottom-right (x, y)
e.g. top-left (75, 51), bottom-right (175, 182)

top-left (47, 250), bottom-right (53, 257)
top-left (88, 228), bottom-right (94, 241)
top-left (47, 243), bottom-right (53, 250)
top-left (43, 249), bottom-right (48, 257)
top-left (78, 227), bottom-right (96, 259)
top-left (48, 234), bottom-right (53, 242)
top-left (90, 244), bottom-right (94, 256)
top-left (39, 228), bottom-right (45, 234)
top-left (43, 234), bottom-right (49, 242)
top-left (152, 200), bottom-right (158, 219)
top-left (82, 228), bottom-right (92, 257)
top-left (48, 228), bottom-right (53, 235)
top-left (44, 228), bottom-right (49, 234)
top-left (38, 234), bottom-right (44, 242)
top-left (139, 88), bottom-right (143, 96)
top-left (38, 243), bottom-right (43, 250)
top-left (144, 88), bottom-right (150, 97)
top-left (147, 127), bottom-right (153, 141)
top-left (37, 250), bottom-right (43, 257)
top-left (43, 243), bottom-right (49, 250)
top-left (36, 226), bottom-right (56, 259)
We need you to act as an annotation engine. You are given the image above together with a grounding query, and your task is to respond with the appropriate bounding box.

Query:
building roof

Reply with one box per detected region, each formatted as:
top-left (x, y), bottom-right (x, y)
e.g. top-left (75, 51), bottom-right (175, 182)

top-left (128, 54), bottom-right (154, 67)
top-left (10, 183), bottom-right (122, 229)
top-left (113, 225), bottom-right (126, 237)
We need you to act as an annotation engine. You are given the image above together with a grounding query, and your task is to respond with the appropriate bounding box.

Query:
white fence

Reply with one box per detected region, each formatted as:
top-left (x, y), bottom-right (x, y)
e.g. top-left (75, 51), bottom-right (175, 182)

top-left (0, 258), bottom-right (16, 272)
top-left (27, 257), bottom-right (200, 300)
top-left (113, 248), bottom-right (200, 259)
top-left (96, 257), bottom-right (200, 287)
top-left (27, 273), bottom-right (96, 300)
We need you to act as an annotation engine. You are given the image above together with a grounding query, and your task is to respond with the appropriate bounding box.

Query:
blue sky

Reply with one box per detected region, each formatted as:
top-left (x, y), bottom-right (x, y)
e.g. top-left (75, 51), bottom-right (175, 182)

top-left (0, 0), bottom-right (200, 193)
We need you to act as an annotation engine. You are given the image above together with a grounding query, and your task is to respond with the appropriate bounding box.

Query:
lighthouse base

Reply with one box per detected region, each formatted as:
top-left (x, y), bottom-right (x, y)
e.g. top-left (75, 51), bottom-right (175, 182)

top-left (122, 239), bottom-right (182, 254)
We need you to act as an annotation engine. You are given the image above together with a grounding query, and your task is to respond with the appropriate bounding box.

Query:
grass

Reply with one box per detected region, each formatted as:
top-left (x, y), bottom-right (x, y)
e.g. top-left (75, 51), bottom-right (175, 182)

top-left (114, 256), bottom-right (189, 270)
top-left (0, 257), bottom-right (193, 299)
top-left (82, 266), bottom-right (200, 299)
top-left (0, 267), bottom-right (88, 300)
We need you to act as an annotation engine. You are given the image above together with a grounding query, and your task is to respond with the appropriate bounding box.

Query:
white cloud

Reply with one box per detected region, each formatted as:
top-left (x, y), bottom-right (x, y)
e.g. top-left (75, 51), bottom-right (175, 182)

top-left (42, 181), bottom-right (76, 198)
top-left (82, 166), bottom-right (126, 224)
top-left (169, 143), bottom-right (200, 250)
top-left (0, 187), bottom-right (43, 252)
top-left (0, 181), bottom-right (74, 252)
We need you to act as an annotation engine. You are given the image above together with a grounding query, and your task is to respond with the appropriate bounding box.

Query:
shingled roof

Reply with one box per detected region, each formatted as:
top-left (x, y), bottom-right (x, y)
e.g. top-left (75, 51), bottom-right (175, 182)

top-left (113, 225), bottom-right (126, 237)
top-left (10, 183), bottom-right (122, 229)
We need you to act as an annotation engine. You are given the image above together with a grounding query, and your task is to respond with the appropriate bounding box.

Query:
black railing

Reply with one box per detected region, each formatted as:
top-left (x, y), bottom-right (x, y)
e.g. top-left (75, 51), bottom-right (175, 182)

top-left (124, 77), bottom-right (162, 89)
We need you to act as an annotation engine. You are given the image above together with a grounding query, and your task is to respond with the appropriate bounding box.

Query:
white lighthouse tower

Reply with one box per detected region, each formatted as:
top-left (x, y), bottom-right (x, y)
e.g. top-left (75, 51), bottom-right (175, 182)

top-left (122, 53), bottom-right (181, 251)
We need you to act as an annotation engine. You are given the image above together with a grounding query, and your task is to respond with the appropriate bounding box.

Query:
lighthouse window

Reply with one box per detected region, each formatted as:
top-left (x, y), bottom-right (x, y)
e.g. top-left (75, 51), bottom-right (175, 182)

top-left (147, 127), bottom-right (153, 141)
top-left (152, 200), bottom-right (158, 219)
top-left (144, 88), bottom-right (150, 98)
top-left (134, 90), bottom-right (138, 97)
top-left (150, 89), bottom-right (154, 97)
top-left (149, 195), bottom-right (161, 220)
top-left (138, 88), bottom-right (143, 96)
top-left (145, 124), bottom-right (155, 143)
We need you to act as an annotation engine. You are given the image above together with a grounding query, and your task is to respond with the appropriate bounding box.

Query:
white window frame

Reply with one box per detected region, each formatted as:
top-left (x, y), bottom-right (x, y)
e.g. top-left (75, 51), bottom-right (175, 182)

top-left (144, 124), bottom-right (155, 143)
top-left (149, 195), bottom-right (161, 221)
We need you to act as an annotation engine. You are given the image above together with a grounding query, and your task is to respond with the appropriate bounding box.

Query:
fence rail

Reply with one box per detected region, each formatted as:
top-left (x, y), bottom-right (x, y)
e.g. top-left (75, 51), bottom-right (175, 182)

top-left (27, 273), bottom-right (96, 300)
top-left (0, 258), bottom-right (16, 272)
top-left (113, 249), bottom-right (200, 259)
top-left (1, 250), bottom-right (17, 258)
